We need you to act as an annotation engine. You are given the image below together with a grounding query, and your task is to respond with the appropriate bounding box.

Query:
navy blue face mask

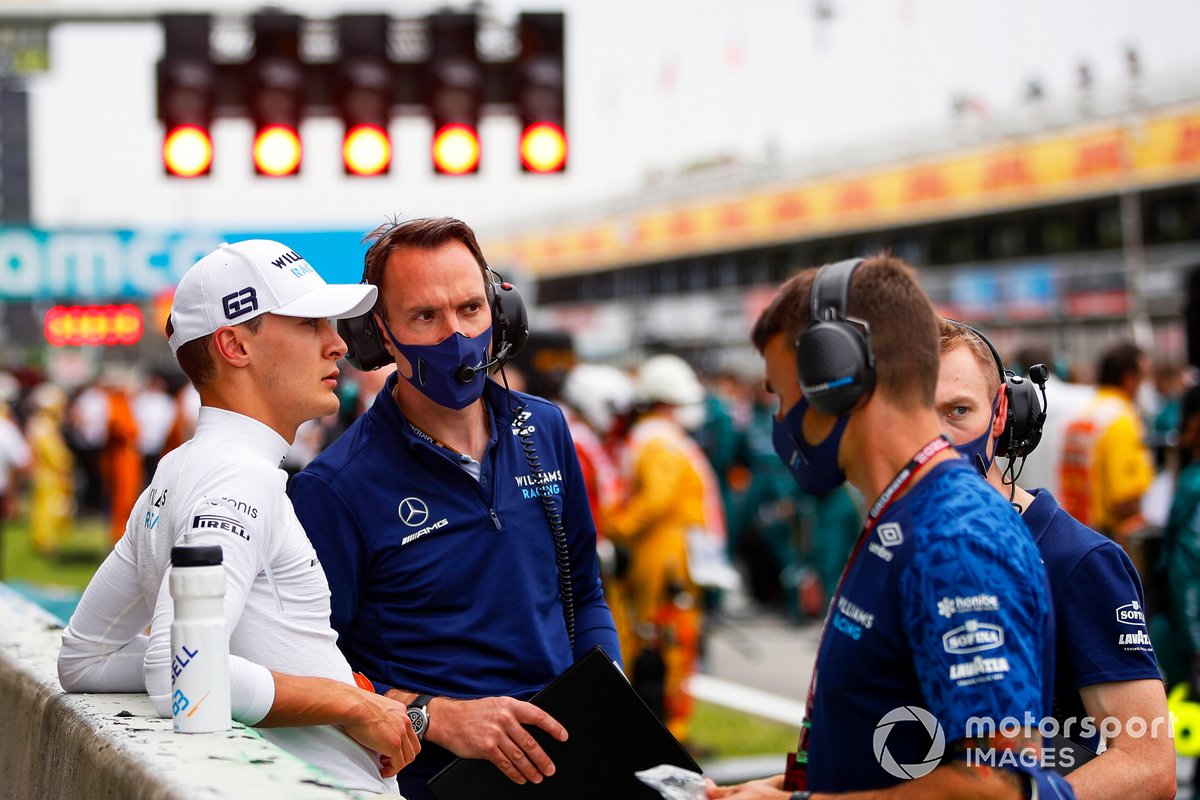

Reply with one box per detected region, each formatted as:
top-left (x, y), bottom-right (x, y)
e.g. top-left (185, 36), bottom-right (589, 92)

top-left (380, 318), bottom-right (493, 410)
top-left (771, 396), bottom-right (850, 494)
top-left (956, 395), bottom-right (1001, 477)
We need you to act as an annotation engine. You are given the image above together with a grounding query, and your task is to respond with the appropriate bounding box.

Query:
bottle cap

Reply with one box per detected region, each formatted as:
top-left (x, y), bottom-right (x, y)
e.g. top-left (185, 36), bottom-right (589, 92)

top-left (171, 544), bottom-right (223, 567)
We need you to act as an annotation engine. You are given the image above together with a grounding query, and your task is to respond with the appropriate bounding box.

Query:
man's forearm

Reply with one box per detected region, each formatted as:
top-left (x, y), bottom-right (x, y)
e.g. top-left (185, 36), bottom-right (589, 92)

top-left (258, 672), bottom-right (376, 728)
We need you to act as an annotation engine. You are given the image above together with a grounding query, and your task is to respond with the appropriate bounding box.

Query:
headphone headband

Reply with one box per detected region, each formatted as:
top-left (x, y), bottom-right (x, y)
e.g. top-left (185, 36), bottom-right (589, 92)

top-left (811, 258), bottom-right (864, 323)
top-left (946, 319), bottom-right (1006, 385)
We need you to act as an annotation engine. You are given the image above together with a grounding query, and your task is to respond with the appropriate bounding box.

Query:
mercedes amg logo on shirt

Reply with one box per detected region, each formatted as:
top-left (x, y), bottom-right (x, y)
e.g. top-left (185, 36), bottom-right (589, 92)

top-left (398, 497), bottom-right (430, 527)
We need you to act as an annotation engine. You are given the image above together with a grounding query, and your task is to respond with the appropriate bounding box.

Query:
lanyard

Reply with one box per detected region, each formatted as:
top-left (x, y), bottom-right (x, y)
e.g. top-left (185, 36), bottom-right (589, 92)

top-left (794, 435), bottom-right (952, 758)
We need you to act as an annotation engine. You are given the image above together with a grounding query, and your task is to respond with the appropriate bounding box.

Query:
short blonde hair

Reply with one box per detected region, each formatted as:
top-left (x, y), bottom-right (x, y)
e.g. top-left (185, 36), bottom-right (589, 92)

top-left (938, 319), bottom-right (1003, 400)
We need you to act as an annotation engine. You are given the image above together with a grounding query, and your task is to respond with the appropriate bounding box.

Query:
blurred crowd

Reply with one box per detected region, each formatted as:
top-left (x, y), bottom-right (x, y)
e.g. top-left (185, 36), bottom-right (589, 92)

top-left (0, 334), bottom-right (1196, 744)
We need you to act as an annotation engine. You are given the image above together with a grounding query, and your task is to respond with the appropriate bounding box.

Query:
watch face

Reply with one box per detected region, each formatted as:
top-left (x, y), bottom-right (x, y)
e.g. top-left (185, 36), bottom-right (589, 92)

top-left (408, 708), bottom-right (427, 736)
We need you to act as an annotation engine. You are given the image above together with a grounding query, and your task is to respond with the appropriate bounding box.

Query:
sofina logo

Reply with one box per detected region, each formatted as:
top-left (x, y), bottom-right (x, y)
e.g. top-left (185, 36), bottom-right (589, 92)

top-left (873, 706), bottom-right (945, 780)
top-left (1116, 601), bottom-right (1145, 626)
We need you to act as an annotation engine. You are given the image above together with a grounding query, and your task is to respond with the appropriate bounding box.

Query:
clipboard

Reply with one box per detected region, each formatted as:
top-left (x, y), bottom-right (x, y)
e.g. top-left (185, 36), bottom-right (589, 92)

top-left (428, 646), bottom-right (700, 799)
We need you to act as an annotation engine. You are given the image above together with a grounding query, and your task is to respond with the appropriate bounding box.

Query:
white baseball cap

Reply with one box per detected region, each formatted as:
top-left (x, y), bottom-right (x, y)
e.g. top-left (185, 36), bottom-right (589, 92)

top-left (167, 239), bottom-right (377, 355)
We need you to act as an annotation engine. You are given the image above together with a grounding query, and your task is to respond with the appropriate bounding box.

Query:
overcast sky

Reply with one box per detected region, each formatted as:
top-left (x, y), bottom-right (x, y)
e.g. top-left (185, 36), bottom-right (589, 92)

top-left (20, 0), bottom-right (1200, 240)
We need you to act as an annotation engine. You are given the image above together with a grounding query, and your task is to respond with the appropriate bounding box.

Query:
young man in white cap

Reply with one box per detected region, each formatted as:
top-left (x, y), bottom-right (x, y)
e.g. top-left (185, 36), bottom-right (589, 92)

top-left (59, 240), bottom-right (420, 795)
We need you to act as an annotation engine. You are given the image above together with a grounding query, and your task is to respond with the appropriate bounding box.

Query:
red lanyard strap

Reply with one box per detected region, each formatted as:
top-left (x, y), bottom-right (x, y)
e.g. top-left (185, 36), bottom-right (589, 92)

top-left (791, 436), bottom-right (953, 767)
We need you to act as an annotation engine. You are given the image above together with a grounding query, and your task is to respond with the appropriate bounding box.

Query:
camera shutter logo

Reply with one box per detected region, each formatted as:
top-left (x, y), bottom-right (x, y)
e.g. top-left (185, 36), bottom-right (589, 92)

top-left (873, 705), bottom-right (945, 780)
top-left (398, 497), bottom-right (430, 527)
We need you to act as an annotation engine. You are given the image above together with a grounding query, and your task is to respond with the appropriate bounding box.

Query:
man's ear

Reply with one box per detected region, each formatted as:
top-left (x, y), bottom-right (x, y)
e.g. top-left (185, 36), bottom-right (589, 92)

top-left (212, 326), bottom-right (252, 368)
top-left (991, 384), bottom-right (1009, 439)
top-left (373, 311), bottom-right (394, 357)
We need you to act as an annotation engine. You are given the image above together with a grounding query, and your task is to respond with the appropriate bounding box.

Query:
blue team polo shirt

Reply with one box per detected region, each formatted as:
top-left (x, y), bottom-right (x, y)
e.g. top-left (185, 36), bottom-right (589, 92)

top-left (807, 458), bottom-right (1054, 793)
top-left (288, 377), bottom-right (620, 799)
top-left (1022, 488), bottom-right (1162, 747)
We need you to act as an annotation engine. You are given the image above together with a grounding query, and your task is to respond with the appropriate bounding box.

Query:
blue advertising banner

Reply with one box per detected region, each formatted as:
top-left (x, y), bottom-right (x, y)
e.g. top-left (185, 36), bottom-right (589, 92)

top-left (0, 228), bottom-right (369, 300)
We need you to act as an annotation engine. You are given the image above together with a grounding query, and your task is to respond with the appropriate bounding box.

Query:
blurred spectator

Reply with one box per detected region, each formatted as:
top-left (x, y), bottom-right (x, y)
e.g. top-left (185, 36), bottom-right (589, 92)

top-left (606, 354), bottom-right (729, 742)
top-left (1159, 385), bottom-right (1200, 701)
top-left (1011, 344), bottom-right (1096, 495)
top-left (98, 367), bottom-right (143, 544)
top-left (161, 381), bottom-right (200, 454)
top-left (0, 373), bottom-right (31, 558)
top-left (26, 384), bottom-right (74, 556)
top-left (1150, 358), bottom-right (1187, 449)
top-left (560, 362), bottom-right (636, 669)
top-left (132, 371), bottom-right (177, 478)
top-left (1060, 342), bottom-right (1155, 543)
top-left (66, 380), bottom-right (109, 516)
top-left (694, 371), bottom-right (748, 553)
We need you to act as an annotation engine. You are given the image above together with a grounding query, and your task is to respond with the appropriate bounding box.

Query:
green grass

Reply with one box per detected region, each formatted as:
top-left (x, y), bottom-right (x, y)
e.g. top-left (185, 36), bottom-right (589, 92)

top-left (689, 700), bottom-right (799, 759)
top-left (0, 514), bottom-right (108, 590)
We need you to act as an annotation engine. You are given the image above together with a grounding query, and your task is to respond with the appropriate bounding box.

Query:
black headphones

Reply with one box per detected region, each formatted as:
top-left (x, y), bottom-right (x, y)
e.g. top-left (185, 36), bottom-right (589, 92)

top-left (795, 258), bottom-right (876, 416)
top-left (339, 262), bottom-right (530, 373)
top-left (946, 319), bottom-right (1049, 460)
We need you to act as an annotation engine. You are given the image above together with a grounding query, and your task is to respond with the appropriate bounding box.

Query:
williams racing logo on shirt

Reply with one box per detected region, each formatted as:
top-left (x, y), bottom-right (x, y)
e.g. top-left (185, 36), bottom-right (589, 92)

top-left (514, 470), bottom-right (563, 500)
top-left (191, 514), bottom-right (249, 542)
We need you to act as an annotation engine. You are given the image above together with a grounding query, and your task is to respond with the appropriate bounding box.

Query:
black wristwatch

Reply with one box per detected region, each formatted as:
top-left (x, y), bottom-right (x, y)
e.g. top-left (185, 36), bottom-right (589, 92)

top-left (407, 693), bottom-right (433, 741)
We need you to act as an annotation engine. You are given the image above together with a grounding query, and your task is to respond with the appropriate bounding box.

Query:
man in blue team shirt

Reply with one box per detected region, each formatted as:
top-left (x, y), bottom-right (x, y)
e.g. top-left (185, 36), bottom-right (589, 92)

top-left (709, 255), bottom-right (1070, 799)
top-left (288, 217), bottom-right (620, 800)
top-left (935, 319), bottom-right (1174, 799)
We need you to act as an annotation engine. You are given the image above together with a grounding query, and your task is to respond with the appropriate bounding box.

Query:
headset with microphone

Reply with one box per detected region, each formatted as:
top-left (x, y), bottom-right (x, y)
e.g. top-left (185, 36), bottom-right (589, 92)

top-left (945, 319), bottom-right (1049, 464)
top-left (339, 265), bottom-right (530, 376)
top-left (795, 258), bottom-right (877, 416)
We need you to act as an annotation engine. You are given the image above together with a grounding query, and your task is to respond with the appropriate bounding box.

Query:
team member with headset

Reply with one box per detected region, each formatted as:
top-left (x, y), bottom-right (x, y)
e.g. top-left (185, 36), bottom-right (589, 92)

top-left (288, 217), bottom-right (620, 800)
top-left (936, 319), bottom-right (1174, 799)
top-left (708, 255), bottom-right (1070, 799)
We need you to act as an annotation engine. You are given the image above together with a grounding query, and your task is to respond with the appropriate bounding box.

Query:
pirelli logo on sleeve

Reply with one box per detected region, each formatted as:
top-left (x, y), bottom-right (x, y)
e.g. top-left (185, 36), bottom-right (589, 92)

top-left (191, 513), bottom-right (250, 542)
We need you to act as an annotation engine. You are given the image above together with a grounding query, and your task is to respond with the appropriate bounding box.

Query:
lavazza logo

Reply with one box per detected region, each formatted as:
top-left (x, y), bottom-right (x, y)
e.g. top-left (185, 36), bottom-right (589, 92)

top-left (874, 706), bottom-right (1176, 777)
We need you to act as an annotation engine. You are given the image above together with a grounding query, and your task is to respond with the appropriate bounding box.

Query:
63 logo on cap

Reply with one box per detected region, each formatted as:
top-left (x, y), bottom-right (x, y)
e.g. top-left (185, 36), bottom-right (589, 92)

top-left (222, 287), bottom-right (259, 320)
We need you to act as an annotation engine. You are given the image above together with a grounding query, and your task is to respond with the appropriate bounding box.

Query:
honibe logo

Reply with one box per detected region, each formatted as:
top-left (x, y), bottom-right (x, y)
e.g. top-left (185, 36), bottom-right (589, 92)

top-left (873, 705), bottom-right (945, 780)
top-left (398, 497), bottom-right (430, 528)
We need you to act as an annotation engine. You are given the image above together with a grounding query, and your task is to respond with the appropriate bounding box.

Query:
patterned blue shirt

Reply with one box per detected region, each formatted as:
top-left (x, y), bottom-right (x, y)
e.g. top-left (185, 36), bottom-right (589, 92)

top-left (807, 458), bottom-right (1054, 793)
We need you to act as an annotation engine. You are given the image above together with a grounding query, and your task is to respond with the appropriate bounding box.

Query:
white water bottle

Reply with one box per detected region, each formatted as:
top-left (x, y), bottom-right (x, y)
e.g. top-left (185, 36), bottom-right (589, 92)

top-left (169, 538), bottom-right (231, 733)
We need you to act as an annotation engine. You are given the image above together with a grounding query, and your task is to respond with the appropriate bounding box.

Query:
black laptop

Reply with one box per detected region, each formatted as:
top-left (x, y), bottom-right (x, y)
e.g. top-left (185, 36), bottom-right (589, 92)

top-left (428, 646), bottom-right (701, 800)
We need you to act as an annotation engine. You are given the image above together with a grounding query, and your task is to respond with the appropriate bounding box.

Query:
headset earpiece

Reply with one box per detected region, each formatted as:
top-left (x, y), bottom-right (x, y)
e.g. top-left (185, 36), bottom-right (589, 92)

top-left (946, 319), bottom-right (1048, 460)
top-left (488, 278), bottom-right (529, 367)
top-left (795, 258), bottom-right (876, 417)
top-left (339, 311), bottom-right (393, 372)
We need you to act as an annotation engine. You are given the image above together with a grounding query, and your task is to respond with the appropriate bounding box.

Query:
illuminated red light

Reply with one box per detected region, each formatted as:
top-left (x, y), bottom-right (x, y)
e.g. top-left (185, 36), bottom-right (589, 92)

top-left (343, 125), bottom-right (392, 176)
top-left (45, 305), bottom-right (144, 347)
top-left (432, 123), bottom-right (481, 175)
top-left (519, 122), bottom-right (567, 173)
top-left (254, 125), bottom-right (302, 176)
top-left (163, 125), bottom-right (213, 178)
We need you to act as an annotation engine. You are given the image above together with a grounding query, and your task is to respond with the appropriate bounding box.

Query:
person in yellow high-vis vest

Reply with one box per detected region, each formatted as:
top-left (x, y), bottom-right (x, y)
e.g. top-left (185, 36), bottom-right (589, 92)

top-left (607, 354), bottom-right (727, 743)
top-left (27, 384), bottom-right (75, 556)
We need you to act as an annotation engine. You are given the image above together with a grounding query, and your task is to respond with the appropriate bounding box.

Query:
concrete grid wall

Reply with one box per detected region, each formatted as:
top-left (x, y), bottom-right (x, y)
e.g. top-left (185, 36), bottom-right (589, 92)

top-left (0, 585), bottom-right (359, 800)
